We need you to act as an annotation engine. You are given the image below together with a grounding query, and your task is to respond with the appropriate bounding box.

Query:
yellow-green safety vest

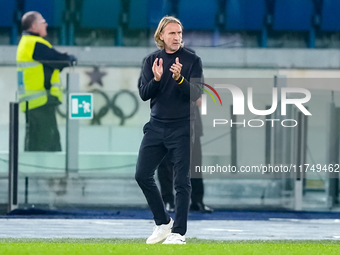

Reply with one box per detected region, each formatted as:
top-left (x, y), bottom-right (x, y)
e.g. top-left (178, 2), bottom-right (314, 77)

top-left (17, 35), bottom-right (63, 111)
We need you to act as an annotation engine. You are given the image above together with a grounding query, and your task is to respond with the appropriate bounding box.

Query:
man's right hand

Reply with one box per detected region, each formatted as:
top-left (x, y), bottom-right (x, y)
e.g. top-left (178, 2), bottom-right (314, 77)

top-left (152, 58), bottom-right (163, 81)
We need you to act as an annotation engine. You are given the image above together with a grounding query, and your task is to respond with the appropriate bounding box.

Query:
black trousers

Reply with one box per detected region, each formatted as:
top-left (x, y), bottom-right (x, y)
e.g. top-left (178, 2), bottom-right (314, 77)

top-left (135, 120), bottom-right (193, 235)
top-left (25, 104), bottom-right (61, 152)
top-left (158, 136), bottom-right (204, 205)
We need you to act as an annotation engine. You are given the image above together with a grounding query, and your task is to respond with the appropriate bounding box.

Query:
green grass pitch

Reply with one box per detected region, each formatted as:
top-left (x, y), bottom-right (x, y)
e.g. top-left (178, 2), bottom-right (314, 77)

top-left (0, 239), bottom-right (340, 255)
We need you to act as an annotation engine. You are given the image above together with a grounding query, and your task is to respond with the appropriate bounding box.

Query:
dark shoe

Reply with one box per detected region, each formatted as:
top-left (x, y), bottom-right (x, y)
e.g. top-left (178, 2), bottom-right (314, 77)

top-left (190, 202), bottom-right (214, 213)
top-left (165, 202), bottom-right (175, 213)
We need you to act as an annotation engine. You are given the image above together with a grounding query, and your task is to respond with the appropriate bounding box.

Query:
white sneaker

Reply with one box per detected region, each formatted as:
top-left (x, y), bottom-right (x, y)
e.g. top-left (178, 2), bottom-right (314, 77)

top-left (146, 218), bottom-right (174, 244)
top-left (162, 233), bottom-right (186, 244)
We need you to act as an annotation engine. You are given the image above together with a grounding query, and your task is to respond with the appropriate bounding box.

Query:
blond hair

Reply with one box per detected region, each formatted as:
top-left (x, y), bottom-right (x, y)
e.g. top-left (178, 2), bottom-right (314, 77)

top-left (154, 16), bottom-right (184, 49)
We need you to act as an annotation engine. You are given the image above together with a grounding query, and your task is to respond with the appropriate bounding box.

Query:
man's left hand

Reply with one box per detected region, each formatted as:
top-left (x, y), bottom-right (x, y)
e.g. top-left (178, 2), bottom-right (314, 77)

top-left (170, 57), bottom-right (182, 81)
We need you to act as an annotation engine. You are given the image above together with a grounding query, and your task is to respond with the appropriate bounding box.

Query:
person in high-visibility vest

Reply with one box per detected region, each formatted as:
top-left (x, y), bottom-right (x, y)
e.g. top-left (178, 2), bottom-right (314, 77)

top-left (17, 11), bottom-right (76, 151)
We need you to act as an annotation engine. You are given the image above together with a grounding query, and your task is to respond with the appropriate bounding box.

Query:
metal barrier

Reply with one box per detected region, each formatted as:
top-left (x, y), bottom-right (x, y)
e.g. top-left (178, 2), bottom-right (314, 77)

top-left (327, 97), bottom-right (340, 207)
top-left (8, 102), bottom-right (19, 212)
top-left (7, 72), bottom-right (80, 213)
top-left (6, 73), bottom-right (340, 212)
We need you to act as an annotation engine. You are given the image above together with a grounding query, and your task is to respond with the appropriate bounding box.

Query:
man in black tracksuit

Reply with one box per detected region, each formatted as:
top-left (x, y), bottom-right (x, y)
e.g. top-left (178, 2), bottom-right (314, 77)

top-left (135, 16), bottom-right (202, 244)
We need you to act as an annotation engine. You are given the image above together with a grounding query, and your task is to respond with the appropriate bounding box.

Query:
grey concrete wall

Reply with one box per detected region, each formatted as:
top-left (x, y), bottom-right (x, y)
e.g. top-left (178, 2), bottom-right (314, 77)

top-left (2, 46), bottom-right (340, 69)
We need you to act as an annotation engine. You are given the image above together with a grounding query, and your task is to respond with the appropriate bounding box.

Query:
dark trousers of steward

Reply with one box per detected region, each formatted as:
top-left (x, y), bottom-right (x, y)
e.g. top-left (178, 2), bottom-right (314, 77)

top-left (135, 119), bottom-right (194, 235)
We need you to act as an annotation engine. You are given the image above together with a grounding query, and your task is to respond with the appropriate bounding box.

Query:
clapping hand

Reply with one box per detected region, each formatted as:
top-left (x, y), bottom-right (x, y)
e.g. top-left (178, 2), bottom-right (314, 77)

top-left (152, 58), bottom-right (163, 81)
top-left (170, 57), bottom-right (182, 81)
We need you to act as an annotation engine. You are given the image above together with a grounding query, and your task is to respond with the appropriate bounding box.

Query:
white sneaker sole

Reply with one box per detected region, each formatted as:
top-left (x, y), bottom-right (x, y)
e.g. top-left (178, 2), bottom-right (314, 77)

top-left (146, 229), bottom-right (171, 244)
top-left (163, 241), bottom-right (186, 245)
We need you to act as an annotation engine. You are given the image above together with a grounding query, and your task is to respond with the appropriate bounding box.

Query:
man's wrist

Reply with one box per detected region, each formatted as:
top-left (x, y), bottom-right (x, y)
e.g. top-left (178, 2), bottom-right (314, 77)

top-left (176, 75), bottom-right (184, 84)
top-left (174, 75), bottom-right (182, 82)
